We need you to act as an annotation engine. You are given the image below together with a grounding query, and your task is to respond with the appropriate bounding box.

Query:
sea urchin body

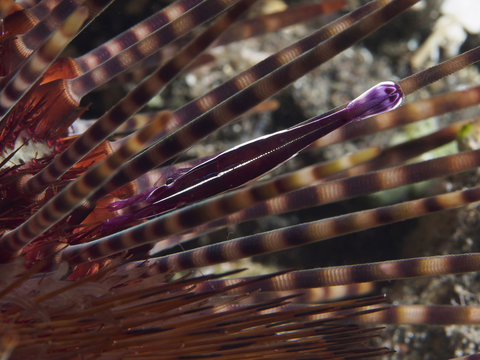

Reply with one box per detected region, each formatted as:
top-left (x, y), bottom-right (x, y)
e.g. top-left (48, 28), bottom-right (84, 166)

top-left (1, 0), bottom-right (480, 359)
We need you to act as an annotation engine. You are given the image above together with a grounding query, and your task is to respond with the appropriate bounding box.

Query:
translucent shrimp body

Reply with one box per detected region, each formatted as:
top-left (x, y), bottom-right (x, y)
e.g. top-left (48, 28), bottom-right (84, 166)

top-left (105, 81), bottom-right (404, 230)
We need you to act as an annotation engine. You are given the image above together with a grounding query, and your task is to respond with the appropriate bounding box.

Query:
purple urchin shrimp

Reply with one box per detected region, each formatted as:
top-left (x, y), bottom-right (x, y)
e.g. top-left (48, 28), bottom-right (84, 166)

top-left (103, 81), bottom-right (403, 232)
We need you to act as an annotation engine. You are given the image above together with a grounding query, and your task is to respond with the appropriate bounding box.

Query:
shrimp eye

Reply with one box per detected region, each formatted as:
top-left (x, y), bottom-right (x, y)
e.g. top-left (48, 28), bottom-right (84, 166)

top-left (166, 177), bottom-right (174, 185)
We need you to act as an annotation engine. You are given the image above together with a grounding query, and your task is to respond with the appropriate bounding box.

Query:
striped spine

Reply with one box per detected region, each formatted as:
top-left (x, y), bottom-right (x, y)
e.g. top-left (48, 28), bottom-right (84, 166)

top-left (197, 253), bottom-right (480, 290)
top-left (135, 185), bottom-right (480, 273)
top-left (20, 0), bottom-right (84, 52)
top-left (0, 111), bottom-right (174, 262)
top-left (57, 147), bottom-right (480, 267)
top-left (81, 0), bottom-right (417, 208)
top-left (314, 85), bottom-right (480, 148)
top-left (399, 45), bottom-right (480, 95)
top-left (192, 140), bottom-right (480, 234)
top-left (0, 5), bottom-right (87, 122)
top-left (336, 119), bottom-right (476, 177)
top-left (3, 0), bottom-right (83, 74)
top-left (23, 0), bottom-right (254, 195)
top-left (153, 138), bottom-right (480, 253)
top-left (356, 305), bottom-right (480, 325)
top-left (75, 0), bottom-right (204, 71)
top-left (195, 282), bottom-right (377, 304)
top-left (215, 0), bottom-right (347, 46)
top-left (162, 0), bottom-right (389, 134)
top-left (68, 0), bottom-right (240, 102)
